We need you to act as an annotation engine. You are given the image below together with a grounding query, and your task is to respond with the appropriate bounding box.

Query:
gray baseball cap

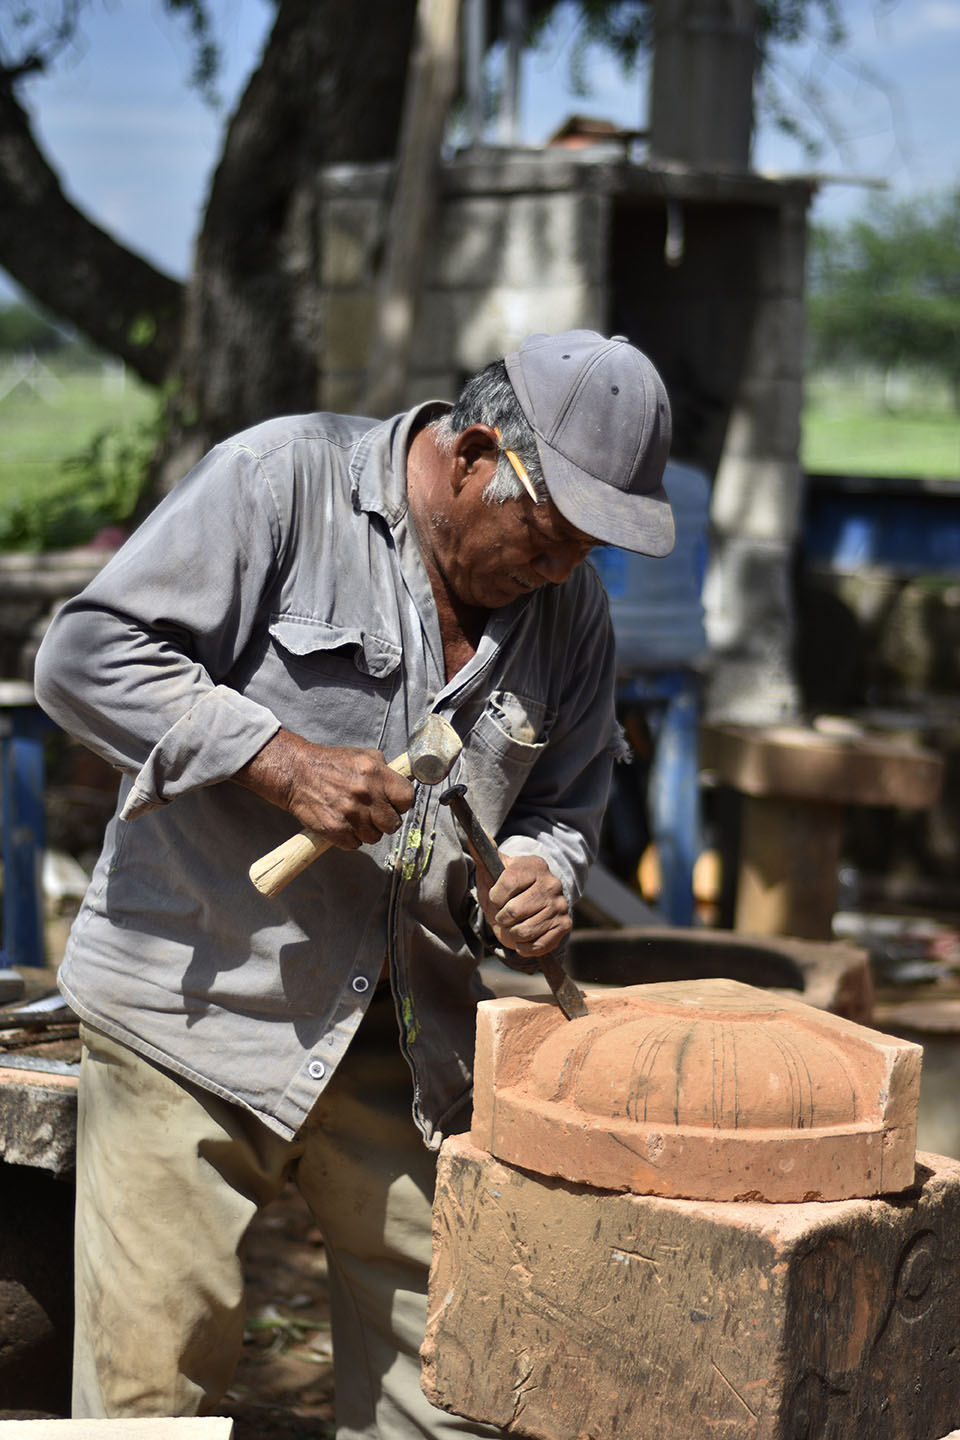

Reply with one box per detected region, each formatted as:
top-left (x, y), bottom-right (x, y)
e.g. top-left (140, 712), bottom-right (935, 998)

top-left (504, 330), bottom-right (675, 556)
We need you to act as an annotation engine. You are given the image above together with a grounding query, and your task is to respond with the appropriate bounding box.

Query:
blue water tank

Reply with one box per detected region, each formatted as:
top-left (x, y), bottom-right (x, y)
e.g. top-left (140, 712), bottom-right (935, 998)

top-left (591, 460), bottom-right (710, 673)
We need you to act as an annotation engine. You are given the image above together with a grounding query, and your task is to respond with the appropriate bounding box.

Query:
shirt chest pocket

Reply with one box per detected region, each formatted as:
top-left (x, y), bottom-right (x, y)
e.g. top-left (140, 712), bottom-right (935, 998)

top-left (265, 617), bottom-right (401, 748)
top-left (466, 694), bottom-right (552, 812)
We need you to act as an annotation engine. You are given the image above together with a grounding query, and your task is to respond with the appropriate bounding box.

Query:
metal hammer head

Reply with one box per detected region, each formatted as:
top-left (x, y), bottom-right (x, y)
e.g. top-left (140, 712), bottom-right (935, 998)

top-left (407, 714), bottom-right (462, 785)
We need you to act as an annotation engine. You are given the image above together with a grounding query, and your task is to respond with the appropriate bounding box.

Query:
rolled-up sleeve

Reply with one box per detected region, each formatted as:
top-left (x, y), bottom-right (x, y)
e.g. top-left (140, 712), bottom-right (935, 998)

top-left (34, 441), bottom-right (285, 814)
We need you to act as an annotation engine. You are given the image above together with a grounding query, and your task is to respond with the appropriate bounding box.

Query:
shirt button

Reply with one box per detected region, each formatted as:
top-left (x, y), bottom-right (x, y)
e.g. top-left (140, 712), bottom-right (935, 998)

top-left (308, 1060), bottom-right (326, 1080)
top-left (352, 975), bottom-right (370, 993)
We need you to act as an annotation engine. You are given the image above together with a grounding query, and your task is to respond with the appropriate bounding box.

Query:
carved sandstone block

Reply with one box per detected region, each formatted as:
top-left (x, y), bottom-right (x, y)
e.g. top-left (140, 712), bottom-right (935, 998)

top-left (423, 1138), bottom-right (960, 1440)
top-left (472, 980), bottom-right (921, 1203)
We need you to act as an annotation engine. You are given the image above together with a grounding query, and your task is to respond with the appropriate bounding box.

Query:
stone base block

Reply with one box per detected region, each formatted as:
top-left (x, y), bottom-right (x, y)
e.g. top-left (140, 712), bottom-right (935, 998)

top-left (423, 1136), bottom-right (960, 1440)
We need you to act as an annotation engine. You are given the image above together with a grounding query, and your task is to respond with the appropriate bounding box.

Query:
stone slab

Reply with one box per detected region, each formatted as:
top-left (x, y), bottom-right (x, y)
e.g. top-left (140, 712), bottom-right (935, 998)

top-left (0, 1067), bottom-right (78, 1175)
top-left (0, 1424), bottom-right (234, 1437)
top-left (423, 1137), bottom-right (960, 1440)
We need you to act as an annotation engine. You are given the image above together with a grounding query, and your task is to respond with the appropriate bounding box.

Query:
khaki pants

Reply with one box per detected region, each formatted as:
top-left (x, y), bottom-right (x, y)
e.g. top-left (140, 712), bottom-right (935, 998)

top-left (73, 992), bottom-right (491, 1440)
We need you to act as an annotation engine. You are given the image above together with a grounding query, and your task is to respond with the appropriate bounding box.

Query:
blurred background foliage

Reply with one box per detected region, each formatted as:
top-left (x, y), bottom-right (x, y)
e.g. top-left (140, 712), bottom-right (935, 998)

top-left (803, 185), bottom-right (959, 476)
top-left (0, 311), bottom-right (158, 549)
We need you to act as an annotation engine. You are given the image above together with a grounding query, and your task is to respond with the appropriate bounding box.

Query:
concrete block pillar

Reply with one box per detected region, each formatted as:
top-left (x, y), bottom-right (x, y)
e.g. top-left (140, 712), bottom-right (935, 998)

top-left (703, 194), bottom-right (809, 724)
top-left (318, 157), bottom-right (610, 417)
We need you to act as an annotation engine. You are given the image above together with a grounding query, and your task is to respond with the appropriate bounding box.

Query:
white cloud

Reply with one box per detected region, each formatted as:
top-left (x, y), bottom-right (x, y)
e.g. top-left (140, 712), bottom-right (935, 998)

top-left (916, 2), bottom-right (960, 33)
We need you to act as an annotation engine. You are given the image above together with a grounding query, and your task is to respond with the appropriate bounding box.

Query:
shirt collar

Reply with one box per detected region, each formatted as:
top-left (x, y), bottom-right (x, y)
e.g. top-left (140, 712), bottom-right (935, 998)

top-left (349, 400), bottom-right (451, 525)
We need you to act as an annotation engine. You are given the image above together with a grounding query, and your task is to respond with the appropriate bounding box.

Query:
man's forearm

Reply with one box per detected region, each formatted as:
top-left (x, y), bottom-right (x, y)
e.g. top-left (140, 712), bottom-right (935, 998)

top-left (233, 729), bottom-right (312, 813)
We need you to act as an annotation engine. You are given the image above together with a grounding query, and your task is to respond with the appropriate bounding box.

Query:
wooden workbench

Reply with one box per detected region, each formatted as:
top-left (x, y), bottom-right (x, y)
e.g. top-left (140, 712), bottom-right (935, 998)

top-left (702, 721), bottom-right (944, 940)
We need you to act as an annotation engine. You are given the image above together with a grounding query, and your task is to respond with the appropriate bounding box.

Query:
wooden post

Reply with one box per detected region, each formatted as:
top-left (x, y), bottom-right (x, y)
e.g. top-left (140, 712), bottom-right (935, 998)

top-left (734, 792), bottom-right (847, 940)
top-left (363, 0), bottom-right (461, 418)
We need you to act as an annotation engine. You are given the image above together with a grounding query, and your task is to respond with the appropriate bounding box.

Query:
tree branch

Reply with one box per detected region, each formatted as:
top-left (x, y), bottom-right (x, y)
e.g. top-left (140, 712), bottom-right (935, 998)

top-left (0, 80), bottom-right (183, 384)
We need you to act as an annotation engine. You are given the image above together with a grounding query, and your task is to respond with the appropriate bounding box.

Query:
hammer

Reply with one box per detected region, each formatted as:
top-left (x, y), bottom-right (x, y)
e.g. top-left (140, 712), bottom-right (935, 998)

top-left (440, 782), bottom-right (589, 1021)
top-left (250, 714), bottom-right (462, 898)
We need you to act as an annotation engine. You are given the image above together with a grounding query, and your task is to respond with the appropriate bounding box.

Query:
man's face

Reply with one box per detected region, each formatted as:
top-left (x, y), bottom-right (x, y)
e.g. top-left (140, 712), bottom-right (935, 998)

top-left (432, 476), bottom-right (601, 610)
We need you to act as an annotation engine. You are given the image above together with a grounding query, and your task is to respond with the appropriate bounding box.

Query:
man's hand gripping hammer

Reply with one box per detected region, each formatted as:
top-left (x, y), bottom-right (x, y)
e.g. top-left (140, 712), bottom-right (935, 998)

top-left (250, 715), bottom-right (462, 898)
top-left (440, 782), bottom-right (589, 1021)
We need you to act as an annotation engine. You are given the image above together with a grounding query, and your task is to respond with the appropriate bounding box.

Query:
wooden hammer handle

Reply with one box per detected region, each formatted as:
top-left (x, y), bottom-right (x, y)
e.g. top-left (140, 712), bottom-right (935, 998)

top-left (249, 751), bottom-right (413, 898)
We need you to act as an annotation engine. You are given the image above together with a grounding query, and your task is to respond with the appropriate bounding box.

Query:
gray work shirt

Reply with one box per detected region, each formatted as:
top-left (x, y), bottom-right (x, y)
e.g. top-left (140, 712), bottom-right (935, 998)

top-left (34, 404), bottom-right (622, 1145)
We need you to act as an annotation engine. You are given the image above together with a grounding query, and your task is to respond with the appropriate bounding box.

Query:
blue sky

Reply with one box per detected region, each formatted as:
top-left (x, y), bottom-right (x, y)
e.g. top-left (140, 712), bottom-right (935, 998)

top-left (3, 0), bottom-right (958, 304)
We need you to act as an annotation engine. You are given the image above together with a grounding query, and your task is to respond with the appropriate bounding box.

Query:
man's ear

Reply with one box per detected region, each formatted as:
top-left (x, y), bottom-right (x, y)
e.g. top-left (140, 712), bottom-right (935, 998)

top-left (452, 424), bottom-right (500, 490)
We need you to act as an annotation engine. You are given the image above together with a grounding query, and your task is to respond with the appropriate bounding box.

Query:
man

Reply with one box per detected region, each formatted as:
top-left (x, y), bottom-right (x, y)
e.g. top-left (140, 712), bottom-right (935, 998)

top-left (34, 329), bottom-right (673, 1435)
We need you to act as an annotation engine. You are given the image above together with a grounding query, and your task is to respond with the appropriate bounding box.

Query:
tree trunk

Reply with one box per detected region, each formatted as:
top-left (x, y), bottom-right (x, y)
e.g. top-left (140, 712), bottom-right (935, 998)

top-left (155, 0), bottom-right (419, 493)
top-left (364, 0), bottom-right (462, 418)
top-left (0, 81), bottom-right (183, 385)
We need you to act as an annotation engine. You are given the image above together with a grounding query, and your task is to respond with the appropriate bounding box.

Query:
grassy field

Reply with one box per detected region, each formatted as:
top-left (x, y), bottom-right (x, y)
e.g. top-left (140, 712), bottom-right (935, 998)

top-left (802, 371), bottom-right (959, 480)
top-left (0, 355), bottom-right (157, 549)
top-left (0, 360), bottom-right (956, 552)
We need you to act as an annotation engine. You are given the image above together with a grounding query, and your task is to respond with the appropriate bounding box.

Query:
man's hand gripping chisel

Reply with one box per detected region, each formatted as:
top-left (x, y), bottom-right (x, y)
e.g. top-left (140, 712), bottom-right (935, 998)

top-left (250, 714), bottom-right (462, 898)
top-left (440, 782), bottom-right (589, 1021)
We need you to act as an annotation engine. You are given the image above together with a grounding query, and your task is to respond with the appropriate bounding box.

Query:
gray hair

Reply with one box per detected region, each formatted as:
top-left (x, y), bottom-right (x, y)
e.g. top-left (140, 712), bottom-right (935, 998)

top-left (429, 360), bottom-right (548, 505)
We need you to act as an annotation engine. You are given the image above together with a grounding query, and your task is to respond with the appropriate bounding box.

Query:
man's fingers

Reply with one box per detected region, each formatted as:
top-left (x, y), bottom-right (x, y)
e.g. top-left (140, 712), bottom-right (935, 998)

top-left (474, 851), bottom-right (572, 959)
top-left (490, 878), bottom-right (565, 931)
top-left (293, 746), bottom-right (416, 847)
top-left (489, 858), bottom-right (564, 904)
top-left (235, 733), bottom-right (418, 851)
top-left (365, 797), bottom-right (404, 840)
top-left (493, 910), bottom-right (572, 958)
top-left (486, 854), bottom-right (571, 957)
top-left (383, 768), bottom-right (415, 812)
top-left (493, 883), bottom-right (563, 926)
top-left (494, 899), bottom-right (566, 939)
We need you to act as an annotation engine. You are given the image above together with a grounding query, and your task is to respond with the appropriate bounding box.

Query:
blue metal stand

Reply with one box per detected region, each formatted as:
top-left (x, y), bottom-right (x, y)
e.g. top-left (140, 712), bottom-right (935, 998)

top-left (617, 671), bottom-right (702, 928)
top-left (0, 685), bottom-right (54, 970)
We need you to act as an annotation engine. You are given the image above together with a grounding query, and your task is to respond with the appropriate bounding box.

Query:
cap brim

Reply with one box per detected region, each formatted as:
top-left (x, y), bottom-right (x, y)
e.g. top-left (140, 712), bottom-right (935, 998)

top-left (535, 441), bottom-right (676, 557)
